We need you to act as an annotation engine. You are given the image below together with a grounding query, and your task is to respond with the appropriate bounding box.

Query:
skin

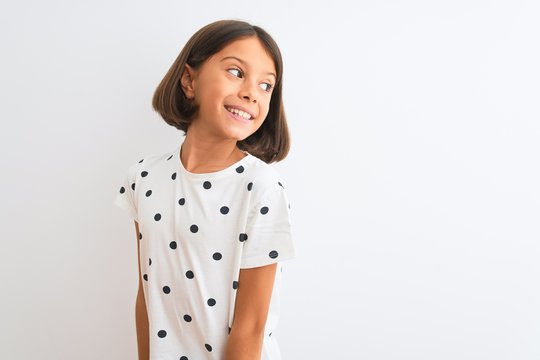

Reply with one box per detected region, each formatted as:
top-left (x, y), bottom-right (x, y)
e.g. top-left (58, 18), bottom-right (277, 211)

top-left (134, 222), bottom-right (149, 360)
top-left (179, 35), bottom-right (277, 173)
top-left (135, 36), bottom-right (279, 360)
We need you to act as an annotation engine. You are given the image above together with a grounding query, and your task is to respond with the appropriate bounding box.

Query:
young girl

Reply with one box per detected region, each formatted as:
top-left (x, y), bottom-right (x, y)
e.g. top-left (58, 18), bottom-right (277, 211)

top-left (114, 19), bottom-right (296, 360)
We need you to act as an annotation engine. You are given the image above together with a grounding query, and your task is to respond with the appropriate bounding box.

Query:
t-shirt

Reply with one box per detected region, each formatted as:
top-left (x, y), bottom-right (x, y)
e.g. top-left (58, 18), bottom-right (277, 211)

top-left (113, 143), bottom-right (296, 360)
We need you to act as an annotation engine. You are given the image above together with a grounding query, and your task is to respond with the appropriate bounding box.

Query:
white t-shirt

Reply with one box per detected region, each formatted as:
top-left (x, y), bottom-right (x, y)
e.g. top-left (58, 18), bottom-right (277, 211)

top-left (113, 143), bottom-right (296, 360)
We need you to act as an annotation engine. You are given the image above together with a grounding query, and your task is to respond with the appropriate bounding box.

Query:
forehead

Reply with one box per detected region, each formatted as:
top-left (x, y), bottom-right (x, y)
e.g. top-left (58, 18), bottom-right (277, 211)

top-left (213, 37), bottom-right (276, 74)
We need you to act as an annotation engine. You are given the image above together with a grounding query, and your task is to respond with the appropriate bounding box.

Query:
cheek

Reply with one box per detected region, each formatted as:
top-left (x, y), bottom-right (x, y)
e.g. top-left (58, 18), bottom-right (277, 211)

top-left (195, 87), bottom-right (220, 111)
top-left (194, 74), bottom-right (222, 98)
top-left (261, 100), bottom-right (272, 116)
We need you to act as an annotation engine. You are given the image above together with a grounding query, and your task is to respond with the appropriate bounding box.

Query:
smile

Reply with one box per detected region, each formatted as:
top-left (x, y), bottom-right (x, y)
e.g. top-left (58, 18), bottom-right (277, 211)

top-left (225, 105), bottom-right (254, 121)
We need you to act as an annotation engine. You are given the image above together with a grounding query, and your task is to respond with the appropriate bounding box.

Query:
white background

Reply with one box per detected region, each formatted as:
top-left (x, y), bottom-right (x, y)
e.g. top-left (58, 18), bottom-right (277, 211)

top-left (1, 1), bottom-right (539, 359)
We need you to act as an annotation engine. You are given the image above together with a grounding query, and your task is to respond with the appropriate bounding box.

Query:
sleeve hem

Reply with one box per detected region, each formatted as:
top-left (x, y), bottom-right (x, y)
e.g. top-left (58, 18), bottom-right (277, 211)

top-left (240, 251), bottom-right (296, 269)
top-left (113, 196), bottom-right (138, 222)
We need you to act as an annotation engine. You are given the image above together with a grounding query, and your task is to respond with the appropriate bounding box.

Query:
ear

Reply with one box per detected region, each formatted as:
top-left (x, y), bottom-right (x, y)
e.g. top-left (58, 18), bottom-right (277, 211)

top-left (180, 64), bottom-right (196, 99)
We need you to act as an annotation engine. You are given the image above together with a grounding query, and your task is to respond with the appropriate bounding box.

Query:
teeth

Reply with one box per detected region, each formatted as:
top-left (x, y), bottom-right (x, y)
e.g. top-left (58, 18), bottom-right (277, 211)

top-left (226, 106), bottom-right (252, 120)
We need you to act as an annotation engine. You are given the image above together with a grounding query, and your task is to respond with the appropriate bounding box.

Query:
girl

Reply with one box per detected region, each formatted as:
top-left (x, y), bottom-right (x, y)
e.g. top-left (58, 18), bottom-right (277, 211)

top-left (114, 19), bottom-right (296, 360)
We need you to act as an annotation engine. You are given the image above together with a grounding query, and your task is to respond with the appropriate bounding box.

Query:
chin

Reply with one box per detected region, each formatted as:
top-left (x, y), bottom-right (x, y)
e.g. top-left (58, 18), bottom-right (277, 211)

top-left (228, 129), bottom-right (254, 142)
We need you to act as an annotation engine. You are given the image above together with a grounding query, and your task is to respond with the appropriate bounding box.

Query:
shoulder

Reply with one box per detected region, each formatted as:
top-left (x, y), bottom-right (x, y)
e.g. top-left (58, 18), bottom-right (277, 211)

top-left (125, 147), bottom-right (176, 181)
top-left (246, 155), bottom-right (289, 205)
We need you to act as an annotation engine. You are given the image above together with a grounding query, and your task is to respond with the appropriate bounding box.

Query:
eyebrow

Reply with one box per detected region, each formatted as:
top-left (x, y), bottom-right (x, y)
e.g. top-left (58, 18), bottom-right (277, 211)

top-left (220, 56), bottom-right (276, 81)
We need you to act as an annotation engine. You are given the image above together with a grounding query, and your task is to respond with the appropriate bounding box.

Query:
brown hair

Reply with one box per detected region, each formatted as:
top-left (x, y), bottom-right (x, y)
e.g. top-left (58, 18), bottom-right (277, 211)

top-left (152, 19), bottom-right (290, 163)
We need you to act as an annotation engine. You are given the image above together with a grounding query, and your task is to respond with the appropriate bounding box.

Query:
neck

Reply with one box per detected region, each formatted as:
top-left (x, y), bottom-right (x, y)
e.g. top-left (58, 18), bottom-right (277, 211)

top-left (179, 133), bottom-right (247, 174)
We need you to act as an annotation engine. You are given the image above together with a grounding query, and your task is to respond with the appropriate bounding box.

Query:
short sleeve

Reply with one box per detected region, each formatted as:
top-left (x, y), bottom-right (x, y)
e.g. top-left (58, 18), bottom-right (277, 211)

top-left (113, 163), bottom-right (138, 222)
top-left (240, 182), bottom-right (296, 269)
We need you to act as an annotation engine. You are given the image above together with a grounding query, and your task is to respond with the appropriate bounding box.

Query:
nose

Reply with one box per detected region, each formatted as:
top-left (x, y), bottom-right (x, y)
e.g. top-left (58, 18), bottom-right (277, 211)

top-left (243, 94), bottom-right (256, 103)
top-left (239, 82), bottom-right (257, 103)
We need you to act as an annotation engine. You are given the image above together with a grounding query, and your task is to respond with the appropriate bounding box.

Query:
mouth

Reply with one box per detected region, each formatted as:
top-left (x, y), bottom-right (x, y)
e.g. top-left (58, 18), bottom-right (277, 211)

top-left (224, 105), bottom-right (254, 121)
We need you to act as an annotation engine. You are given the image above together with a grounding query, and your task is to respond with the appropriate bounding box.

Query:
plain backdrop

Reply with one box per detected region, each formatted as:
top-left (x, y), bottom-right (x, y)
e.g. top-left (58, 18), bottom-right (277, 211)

top-left (1, 0), bottom-right (539, 359)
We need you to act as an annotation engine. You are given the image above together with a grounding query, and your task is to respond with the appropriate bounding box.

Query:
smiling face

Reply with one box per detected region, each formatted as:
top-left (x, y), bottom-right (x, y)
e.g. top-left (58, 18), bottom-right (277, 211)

top-left (180, 36), bottom-right (277, 141)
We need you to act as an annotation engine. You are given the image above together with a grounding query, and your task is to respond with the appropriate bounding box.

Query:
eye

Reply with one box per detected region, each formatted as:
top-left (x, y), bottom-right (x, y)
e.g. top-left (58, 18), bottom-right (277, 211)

top-left (260, 82), bottom-right (274, 92)
top-left (227, 68), bottom-right (243, 78)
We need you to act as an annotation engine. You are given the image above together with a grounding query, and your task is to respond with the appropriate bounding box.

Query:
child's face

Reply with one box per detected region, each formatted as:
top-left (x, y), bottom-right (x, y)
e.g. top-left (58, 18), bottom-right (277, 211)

top-left (183, 36), bottom-right (277, 141)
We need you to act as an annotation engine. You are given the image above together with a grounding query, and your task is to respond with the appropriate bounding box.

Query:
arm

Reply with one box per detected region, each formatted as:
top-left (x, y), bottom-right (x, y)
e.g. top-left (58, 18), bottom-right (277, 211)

top-left (224, 262), bottom-right (278, 360)
top-left (134, 221), bottom-right (150, 360)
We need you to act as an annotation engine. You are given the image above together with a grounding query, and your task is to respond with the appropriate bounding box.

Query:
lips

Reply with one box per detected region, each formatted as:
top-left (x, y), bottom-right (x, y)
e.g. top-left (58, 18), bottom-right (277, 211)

top-left (224, 105), bottom-right (255, 120)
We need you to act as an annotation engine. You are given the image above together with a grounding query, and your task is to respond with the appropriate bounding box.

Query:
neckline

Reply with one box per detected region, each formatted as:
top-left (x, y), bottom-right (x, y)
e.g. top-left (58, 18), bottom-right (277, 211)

top-left (176, 143), bottom-right (252, 179)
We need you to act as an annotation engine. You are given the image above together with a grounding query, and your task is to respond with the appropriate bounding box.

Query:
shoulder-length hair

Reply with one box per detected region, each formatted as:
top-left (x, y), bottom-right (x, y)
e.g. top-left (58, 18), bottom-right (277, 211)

top-left (152, 19), bottom-right (290, 163)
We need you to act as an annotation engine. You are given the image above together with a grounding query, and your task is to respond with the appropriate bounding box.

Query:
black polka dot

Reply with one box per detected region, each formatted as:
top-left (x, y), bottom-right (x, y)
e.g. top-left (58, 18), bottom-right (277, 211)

top-left (205, 344), bottom-right (213, 352)
top-left (236, 165), bottom-right (244, 173)
top-left (178, 197), bottom-right (185, 205)
top-left (239, 233), bottom-right (248, 242)
top-left (163, 286), bottom-right (170, 294)
top-left (247, 182), bottom-right (253, 191)
top-left (166, 154), bottom-right (173, 161)
top-left (260, 206), bottom-right (269, 215)
top-left (169, 241), bottom-right (177, 249)
top-left (139, 232), bottom-right (142, 240)
top-left (180, 357), bottom-right (188, 360)
top-left (186, 270), bottom-right (194, 279)
top-left (233, 281), bottom-right (238, 289)
top-left (143, 274), bottom-right (148, 281)
top-left (141, 171), bottom-right (148, 177)
top-left (228, 327), bottom-right (231, 334)
top-left (213, 252), bottom-right (222, 261)
top-left (269, 250), bottom-right (279, 259)
top-left (157, 330), bottom-right (167, 338)
top-left (183, 314), bottom-right (192, 322)
top-left (220, 206), bottom-right (229, 214)
top-left (171, 172), bottom-right (177, 180)
top-left (203, 181), bottom-right (212, 189)
top-left (154, 213), bottom-right (161, 221)
top-left (119, 186), bottom-right (125, 194)
top-left (149, 258), bottom-right (152, 266)
top-left (145, 190), bottom-right (152, 197)
top-left (269, 332), bottom-right (272, 337)
top-left (131, 183), bottom-right (135, 190)
top-left (138, 159), bottom-right (144, 163)
top-left (190, 224), bottom-right (198, 233)
top-left (278, 181), bottom-right (283, 188)
top-left (207, 298), bottom-right (216, 306)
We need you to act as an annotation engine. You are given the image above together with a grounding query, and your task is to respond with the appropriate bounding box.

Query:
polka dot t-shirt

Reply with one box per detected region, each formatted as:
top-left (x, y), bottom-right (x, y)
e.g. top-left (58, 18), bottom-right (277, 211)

top-left (113, 143), bottom-right (296, 360)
